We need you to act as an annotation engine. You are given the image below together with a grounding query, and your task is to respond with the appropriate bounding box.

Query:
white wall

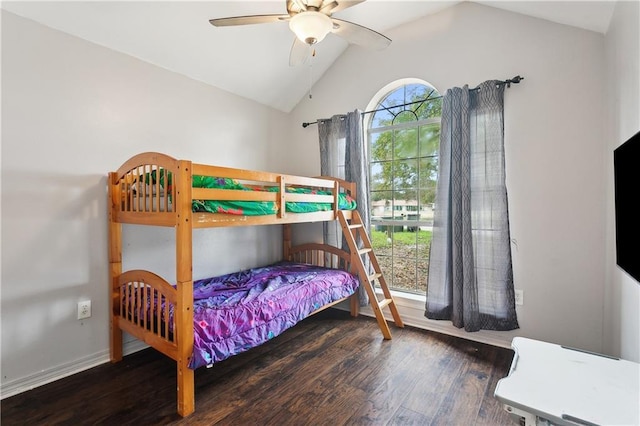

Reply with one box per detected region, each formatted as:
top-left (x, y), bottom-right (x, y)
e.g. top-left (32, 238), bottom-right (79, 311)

top-left (288, 2), bottom-right (609, 353)
top-left (2, 0), bottom-right (636, 399)
top-left (604, 0), bottom-right (640, 362)
top-left (1, 11), bottom-right (289, 396)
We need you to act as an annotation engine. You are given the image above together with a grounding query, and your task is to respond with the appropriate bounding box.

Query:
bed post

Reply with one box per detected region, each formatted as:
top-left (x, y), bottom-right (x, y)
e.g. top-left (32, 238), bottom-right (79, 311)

top-left (175, 160), bottom-right (195, 417)
top-left (349, 293), bottom-right (359, 317)
top-left (108, 172), bottom-right (123, 362)
top-left (349, 180), bottom-right (359, 318)
top-left (283, 224), bottom-right (292, 261)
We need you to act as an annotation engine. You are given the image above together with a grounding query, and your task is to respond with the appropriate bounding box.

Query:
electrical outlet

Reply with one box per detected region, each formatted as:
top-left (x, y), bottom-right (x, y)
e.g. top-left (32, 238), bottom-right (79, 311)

top-left (514, 290), bottom-right (524, 306)
top-left (77, 300), bottom-right (91, 320)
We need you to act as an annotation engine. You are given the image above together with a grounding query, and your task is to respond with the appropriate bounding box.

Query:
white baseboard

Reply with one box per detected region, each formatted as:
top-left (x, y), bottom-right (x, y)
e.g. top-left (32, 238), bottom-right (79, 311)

top-left (2, 293), bottom-right (514, 400)
top-left (0, 339), bottom-right (148, 400)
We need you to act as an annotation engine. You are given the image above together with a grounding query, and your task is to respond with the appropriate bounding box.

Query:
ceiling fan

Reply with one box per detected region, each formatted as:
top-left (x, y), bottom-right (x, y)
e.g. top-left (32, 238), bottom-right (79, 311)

top-left (209, 0), bottom-right (391, 66)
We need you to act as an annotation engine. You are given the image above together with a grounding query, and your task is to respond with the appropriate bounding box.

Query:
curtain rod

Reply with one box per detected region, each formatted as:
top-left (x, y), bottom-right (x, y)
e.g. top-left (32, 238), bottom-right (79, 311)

top-left (301, 75), bottom-right (524, 128)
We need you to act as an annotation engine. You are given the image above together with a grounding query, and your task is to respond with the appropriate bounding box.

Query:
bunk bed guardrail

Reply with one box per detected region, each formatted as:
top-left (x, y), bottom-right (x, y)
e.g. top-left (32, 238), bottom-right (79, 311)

top-left (109, 151), bottom-right (356, 227)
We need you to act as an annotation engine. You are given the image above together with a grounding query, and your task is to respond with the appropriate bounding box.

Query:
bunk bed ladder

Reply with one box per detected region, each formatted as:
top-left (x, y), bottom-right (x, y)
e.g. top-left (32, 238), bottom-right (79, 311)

top-left (338, 210), bottom-right (404, 339)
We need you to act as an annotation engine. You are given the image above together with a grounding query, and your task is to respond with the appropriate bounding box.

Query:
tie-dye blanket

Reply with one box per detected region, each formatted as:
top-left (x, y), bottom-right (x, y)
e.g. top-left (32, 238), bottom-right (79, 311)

top-left (157, 262), bottom-right (358, 369)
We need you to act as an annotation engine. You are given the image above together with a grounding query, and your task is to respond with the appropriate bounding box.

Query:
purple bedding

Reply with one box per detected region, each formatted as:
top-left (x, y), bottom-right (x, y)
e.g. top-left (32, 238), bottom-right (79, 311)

top-left (185, 261), bottom-right (358, 369)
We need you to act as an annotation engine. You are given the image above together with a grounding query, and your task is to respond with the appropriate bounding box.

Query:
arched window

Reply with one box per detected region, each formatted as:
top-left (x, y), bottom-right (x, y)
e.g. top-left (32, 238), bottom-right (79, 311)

top-left (366, 79), bottom-right (441, 294)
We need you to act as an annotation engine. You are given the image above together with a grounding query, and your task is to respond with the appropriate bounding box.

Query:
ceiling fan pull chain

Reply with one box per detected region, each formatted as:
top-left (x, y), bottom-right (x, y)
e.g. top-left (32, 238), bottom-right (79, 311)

top-left (308, 50), bottom-right (314, 99)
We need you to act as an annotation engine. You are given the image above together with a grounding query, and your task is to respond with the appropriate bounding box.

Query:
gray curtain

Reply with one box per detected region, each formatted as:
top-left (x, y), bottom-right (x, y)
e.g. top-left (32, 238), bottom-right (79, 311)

top-left (425, 81), bottom-right (519, 331)
top-left (318, 110), bottom-right (370, 306)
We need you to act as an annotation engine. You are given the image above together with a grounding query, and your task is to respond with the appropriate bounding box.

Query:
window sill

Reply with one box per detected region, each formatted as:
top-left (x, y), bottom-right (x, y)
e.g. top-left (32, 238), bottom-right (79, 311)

top-left (340, 289), bottom-right (516, 349)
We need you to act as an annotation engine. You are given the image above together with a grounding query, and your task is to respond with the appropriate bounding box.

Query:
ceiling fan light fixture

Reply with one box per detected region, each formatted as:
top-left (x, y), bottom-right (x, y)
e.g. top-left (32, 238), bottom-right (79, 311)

top-left (289, 11), bottom-right (333, 45)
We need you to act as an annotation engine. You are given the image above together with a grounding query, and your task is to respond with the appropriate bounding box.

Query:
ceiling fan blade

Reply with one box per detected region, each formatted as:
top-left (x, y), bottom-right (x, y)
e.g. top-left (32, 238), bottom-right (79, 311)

top-left (209, 14), bottom-right (289, 27)
top-left (330, 18), bottom-right (391, 50)
top-left (288, 0), bottom-right (308, 15)
top-left (289, 37), bottom-right (313, 67)
top-left (321, 0), bottom-right (365, 15)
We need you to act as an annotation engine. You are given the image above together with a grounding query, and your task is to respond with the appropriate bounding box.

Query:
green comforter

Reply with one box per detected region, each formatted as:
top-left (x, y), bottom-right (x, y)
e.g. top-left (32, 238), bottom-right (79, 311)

top-left (146, 171), bottom-right (356, 216)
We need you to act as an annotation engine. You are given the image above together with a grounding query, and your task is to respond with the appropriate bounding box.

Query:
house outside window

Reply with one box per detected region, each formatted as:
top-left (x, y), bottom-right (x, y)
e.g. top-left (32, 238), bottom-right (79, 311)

top-left (366, 80), bottom-right (441, 294)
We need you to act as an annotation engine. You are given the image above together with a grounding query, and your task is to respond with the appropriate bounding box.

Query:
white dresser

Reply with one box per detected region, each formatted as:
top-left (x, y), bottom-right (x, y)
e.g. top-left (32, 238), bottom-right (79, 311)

top-left (494, 337), bottom-right (640, 426)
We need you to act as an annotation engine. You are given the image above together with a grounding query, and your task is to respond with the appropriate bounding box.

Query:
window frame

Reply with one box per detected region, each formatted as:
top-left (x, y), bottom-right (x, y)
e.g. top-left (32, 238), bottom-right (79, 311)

top-left (365, 79), bottom-right (441, 295)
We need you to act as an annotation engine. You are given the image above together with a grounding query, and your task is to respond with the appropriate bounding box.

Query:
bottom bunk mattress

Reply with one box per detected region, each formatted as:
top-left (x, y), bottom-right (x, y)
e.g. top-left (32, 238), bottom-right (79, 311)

top-left (187, 261), bottom-right (358, 369)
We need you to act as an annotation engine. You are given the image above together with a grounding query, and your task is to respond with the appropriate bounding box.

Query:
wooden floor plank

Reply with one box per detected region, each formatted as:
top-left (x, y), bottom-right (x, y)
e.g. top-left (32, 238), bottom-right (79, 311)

top-left (346, 331), bottom-right (438, 425)
top-left (430, 343), bottom-right (499, 425)
top-left (0, 309), bottom-right (515, 426)
top-left (398, 333), bottom-right (470, 422)
top-left (475, 344), bottom-right (516, 426)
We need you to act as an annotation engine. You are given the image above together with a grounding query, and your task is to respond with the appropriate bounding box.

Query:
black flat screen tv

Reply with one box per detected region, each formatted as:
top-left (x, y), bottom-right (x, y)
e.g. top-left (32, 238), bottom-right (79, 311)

top-left (613, 130), bottom-right (640, 282)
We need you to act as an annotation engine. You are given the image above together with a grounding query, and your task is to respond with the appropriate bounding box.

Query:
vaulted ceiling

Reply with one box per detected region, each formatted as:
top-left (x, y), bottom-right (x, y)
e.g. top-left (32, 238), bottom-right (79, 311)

top-left (1, 1), bottom-right (616, 112)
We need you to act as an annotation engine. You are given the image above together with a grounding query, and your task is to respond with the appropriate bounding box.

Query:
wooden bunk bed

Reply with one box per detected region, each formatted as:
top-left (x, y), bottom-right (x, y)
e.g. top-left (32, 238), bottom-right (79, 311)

top-left (108, 152), bottom-right (403, 417)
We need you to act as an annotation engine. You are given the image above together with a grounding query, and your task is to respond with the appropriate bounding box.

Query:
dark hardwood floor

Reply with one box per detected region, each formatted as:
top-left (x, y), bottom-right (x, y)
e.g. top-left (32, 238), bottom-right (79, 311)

top-left (1, 309), bottom-right (515, 425)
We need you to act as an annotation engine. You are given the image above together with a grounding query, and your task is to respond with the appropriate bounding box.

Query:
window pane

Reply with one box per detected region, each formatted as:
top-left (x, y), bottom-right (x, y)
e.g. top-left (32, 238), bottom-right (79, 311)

top-left (371, 191), bottom-right (392, 219)
top-left (394, 159), bottom-right (417, 195)
top-left (392, 202), bottom-right (404, 219)
top-left (405, 83), bottom-right (430, 100)
top-left (371, 131), bottom-right (393, 162)
top-left (371, 162), bottom-right (392, 192)
top-left (418, 190), bottom-right (435, 224)
top-left (416, 230), bottom-right (430, 294)
top-left (390, 228), bottom-right (418, 292)
top-left (418, 157), bottom-right (438, 195)
top-left (371, 109), bottom-right (394, 128)
top-left (394, 128), bottom-right (418, 159)
top-left (419, 123), bottom-right (440, 157)
top-left (416, 97), bottom-right (442, 120)
top-left (394, 110), bottom-right (417, 124)
top-left (371, 190), bottom-right (393, 203)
